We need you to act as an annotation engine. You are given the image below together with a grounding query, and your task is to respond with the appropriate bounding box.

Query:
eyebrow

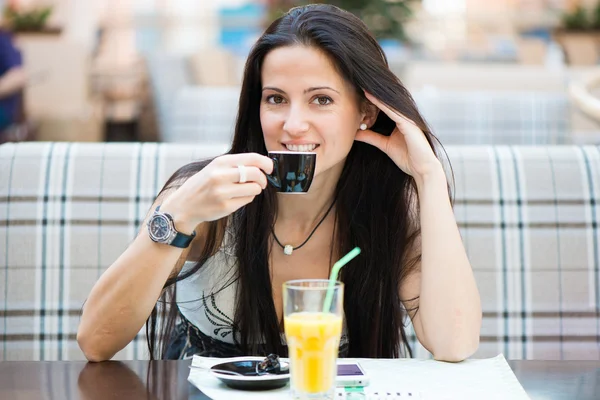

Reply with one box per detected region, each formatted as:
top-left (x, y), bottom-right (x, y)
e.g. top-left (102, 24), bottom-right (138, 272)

top-left (262, 86), bottom-right (340, 94)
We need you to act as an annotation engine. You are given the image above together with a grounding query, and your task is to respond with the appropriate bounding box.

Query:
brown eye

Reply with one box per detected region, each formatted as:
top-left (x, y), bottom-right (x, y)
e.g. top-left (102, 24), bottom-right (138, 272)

top-left (312, 96), bottom-right (332, 106)
top-left (267, 95), bottom-right (285, 104)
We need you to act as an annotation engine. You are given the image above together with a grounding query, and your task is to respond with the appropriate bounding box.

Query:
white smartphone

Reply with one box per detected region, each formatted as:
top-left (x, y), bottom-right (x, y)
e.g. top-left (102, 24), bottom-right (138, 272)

top-left (336, 362), bottom-right (370, 387)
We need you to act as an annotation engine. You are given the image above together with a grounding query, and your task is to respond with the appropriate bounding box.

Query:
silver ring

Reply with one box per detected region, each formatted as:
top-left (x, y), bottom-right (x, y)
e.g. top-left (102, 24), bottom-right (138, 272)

top-left (237, 165), bottom-right (247, 184)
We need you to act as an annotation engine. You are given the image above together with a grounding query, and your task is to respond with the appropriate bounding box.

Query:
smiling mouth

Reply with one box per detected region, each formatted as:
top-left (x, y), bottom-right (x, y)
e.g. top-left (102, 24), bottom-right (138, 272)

top-left (283, 144), bottom-right (320, 152)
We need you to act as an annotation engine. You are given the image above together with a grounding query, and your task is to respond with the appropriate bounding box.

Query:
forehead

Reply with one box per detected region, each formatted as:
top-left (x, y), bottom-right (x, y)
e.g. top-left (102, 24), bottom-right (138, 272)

top-left (261, 45), bottom-right (347, 88)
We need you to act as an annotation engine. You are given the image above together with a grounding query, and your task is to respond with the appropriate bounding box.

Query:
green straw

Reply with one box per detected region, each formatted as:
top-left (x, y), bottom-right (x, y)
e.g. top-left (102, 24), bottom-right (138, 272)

top-left (322, 247), bottom-right (361, 313)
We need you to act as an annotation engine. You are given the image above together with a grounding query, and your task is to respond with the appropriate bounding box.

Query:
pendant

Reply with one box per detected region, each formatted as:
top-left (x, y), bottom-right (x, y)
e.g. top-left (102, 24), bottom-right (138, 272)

top-left (283, 245), bottom-right (294, 256)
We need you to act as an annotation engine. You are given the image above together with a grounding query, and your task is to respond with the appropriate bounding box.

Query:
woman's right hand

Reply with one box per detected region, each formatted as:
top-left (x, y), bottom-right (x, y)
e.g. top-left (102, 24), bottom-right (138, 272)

top-left (159, 153), bottom-right (274, 232)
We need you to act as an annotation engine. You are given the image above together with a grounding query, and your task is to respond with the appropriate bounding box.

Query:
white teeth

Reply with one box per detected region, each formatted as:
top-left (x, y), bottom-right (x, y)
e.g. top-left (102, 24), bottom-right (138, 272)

top-left (285, 144), bottom-right (318, 152)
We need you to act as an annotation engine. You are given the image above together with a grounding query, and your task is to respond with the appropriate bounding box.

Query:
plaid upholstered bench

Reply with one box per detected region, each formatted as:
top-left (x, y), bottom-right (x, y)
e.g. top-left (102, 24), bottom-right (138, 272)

top-left (1, 142), bottom-right (599, 361)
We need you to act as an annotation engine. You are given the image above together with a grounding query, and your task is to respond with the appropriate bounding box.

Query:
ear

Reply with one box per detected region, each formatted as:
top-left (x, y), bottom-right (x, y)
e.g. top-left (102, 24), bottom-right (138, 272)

top-left (360, 100), bottom-right (379, 128)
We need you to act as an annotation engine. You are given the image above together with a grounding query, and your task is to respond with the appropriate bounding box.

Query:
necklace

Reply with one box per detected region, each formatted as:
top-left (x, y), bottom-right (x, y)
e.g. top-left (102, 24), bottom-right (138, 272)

top-left (272, 199), bottom-right (336, 256)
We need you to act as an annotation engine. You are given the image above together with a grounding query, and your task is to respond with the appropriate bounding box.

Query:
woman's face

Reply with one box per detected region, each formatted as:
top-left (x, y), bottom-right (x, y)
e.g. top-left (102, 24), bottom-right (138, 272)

top-left (260, 45), bottom-right (365, 180)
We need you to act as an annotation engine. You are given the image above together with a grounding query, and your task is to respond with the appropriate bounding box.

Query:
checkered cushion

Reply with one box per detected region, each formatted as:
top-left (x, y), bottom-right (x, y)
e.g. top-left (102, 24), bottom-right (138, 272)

top-left (0, 142), bottom-right (228, 361)
top-left (1, 142), bottom-right (599, 360)
top-left (408, 145), bottom-right (600, 360)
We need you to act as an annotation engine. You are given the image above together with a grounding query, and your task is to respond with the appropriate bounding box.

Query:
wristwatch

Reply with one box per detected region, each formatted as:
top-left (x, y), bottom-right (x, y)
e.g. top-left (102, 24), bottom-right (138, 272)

top-left (147, 206), bottom-right (196, 248)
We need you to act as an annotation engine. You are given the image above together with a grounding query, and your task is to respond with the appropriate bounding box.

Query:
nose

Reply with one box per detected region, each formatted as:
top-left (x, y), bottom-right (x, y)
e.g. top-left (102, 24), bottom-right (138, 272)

top-left (283, 104), bottom-right (309, 136)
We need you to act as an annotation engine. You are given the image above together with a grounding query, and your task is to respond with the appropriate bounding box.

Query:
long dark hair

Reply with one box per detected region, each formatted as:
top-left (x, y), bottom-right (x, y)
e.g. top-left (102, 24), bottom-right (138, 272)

top-left (147, 4), bottom-right (452, 360)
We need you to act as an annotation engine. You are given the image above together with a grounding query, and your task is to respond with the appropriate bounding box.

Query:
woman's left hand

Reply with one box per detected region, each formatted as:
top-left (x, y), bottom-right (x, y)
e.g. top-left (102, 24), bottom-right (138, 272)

top-left (355, 91), bottom-right (443, 182)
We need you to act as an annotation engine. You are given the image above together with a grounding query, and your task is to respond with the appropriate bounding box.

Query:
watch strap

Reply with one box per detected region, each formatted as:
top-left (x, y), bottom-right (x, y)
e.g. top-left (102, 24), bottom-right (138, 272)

top-left (170, 231), bottom-right (196, 248)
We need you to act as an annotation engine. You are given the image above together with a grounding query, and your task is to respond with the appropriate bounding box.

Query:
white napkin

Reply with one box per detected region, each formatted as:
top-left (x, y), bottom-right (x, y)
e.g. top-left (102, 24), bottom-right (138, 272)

top-left (188, 354), bottom-right (529, 400)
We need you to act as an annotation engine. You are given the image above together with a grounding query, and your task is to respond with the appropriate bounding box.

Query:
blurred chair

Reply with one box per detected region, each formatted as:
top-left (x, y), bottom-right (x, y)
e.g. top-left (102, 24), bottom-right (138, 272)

top-left (169, 86), bottom-right (239, 144)
top-left (188, 47), bottom-right (240, 86)
top-left (162, 85), bottom-right (571, 145)
top-left (413, 90), bottom-right (571, 145)
top-left (400, 63), bottom-right (568, 93)
top-left (567, 70), bottom-right (600, 144)
top-left (15, 35), bottom-right (103, 142)
top-left (144, 52), bottom-right (194, 142)
top-left (144, 48), bottom-right (241, 143)
top-left (515, 38), bottom-right (547, 66)
top-left (569, 70), bottom-right (600, 122)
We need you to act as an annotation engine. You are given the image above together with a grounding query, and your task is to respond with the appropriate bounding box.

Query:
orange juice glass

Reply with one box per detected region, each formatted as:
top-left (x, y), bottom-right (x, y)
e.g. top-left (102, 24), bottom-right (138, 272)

top-left (283, 279), bottom-right (344, 400)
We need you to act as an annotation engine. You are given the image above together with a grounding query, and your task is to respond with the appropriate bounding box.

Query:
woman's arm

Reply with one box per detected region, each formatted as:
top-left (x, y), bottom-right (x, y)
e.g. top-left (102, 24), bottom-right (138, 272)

top-left (401, 165), bottom-right (482, 362)
top-left (77, 153), bottom-right (273, 361)
top-left (77, 189), bottom-right (204, 362)
top-left (355, 91), bottom-right (481, 362)
top-left (0, 66), bottom-right (26, 98)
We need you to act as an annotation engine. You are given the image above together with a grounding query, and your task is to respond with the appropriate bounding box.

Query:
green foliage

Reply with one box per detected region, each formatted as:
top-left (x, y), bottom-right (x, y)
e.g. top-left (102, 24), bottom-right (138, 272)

top-left (592, 2), bottom-right (600, 30)
top-left (266, 0), bottom-right (416, 41)
top-left (561, 6), bottom-right (590, 31)
top-left (4, 6), bottom-right (53, 32)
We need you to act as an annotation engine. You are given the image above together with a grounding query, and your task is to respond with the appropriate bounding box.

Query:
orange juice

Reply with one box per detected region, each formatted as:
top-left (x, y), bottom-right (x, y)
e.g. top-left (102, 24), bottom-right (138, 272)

top-left (284, 312), bottom-right (343, 395)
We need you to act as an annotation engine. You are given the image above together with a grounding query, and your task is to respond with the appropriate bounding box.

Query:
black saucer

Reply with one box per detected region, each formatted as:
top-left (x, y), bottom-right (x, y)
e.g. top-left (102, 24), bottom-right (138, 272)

top-left (210, 359), bottom-right (290, 391)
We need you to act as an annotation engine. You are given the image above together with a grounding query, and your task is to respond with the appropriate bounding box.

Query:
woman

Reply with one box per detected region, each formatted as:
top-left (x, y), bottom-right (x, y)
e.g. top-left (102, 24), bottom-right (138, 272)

top-left (77, 4), bottom-right (481, 362)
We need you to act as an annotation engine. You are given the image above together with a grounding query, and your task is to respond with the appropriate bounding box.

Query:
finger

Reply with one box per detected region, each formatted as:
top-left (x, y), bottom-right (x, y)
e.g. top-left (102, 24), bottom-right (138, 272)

top-left (219, 153), bottom-right (274, 174)
top-left (223, 182), bottom-right (263, 199)
top-left (364, 91), bottom-right (418, 129)
top-left (224, 166), bottom-right (268, 188)
top-left (355, 129), bottom-right (388, 153)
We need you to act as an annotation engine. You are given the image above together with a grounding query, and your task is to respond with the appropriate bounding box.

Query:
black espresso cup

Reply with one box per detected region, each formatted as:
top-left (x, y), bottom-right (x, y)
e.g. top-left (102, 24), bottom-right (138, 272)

top-left (266, 151), bottom-right (316, 193)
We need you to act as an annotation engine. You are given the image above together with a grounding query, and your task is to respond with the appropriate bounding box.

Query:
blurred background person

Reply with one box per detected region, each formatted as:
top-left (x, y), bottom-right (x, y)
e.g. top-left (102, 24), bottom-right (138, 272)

top-left (0, 26), bottom-right (27, 143)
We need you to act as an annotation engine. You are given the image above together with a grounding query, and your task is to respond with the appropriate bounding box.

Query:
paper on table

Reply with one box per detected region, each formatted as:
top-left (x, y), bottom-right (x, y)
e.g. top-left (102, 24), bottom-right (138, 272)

top-left (188, 354), bottom-right (530, 400)
top-left (356, 354), bottom-right (530, 400)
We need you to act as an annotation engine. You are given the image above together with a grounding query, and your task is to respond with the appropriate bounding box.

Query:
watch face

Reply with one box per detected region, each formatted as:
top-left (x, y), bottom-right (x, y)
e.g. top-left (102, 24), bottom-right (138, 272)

top-left (149, 214), bottom-right (171, 242)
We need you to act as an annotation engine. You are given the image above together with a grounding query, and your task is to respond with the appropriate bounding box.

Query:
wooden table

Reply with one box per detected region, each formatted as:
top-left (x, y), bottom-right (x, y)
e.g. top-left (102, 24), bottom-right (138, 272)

top-left (0, 359), bottom-right (598, 399)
